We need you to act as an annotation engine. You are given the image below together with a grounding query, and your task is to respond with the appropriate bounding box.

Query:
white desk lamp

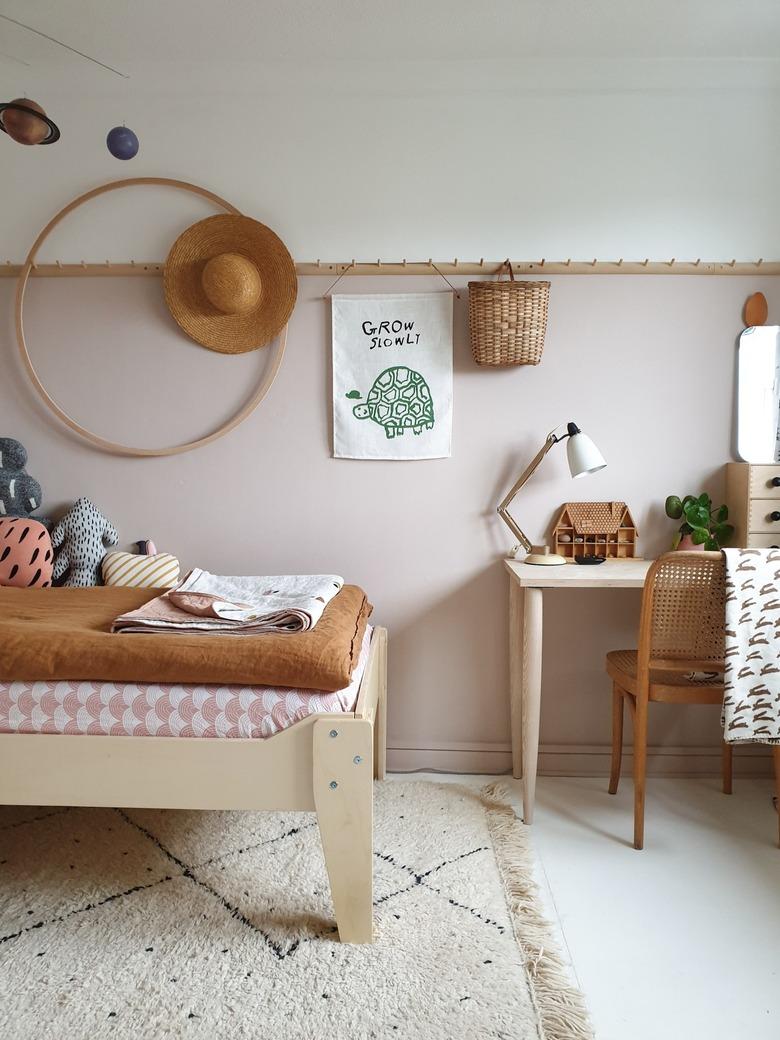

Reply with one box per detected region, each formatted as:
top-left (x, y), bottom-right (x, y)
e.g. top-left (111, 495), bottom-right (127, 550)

top-left (497, 421), bottom-right (607, 565)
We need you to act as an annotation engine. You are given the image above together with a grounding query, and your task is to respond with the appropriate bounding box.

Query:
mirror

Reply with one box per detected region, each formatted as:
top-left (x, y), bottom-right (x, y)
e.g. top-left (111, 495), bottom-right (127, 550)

top-left (737, 325), bottom-right (780, 462)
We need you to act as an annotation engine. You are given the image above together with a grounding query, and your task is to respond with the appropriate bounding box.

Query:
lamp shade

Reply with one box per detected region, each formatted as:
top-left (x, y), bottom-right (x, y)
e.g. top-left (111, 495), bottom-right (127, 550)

top-left (566, 425), bottom-right (606, 478)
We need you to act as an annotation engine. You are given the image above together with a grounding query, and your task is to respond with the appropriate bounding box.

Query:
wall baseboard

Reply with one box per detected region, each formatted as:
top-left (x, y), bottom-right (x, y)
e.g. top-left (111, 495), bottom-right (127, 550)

top-left (387, 741), bottom-right (775, 778)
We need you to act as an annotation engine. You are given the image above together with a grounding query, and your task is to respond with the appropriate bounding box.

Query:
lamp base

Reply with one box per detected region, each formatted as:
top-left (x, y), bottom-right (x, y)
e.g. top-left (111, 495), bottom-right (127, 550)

top-left (522, 545), bottom-right (567, 566)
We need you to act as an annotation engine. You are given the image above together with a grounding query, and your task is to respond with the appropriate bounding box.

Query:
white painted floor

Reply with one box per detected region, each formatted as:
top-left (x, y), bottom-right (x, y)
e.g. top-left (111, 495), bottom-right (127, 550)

top-left (393, 773), bottom-right (780, 1040)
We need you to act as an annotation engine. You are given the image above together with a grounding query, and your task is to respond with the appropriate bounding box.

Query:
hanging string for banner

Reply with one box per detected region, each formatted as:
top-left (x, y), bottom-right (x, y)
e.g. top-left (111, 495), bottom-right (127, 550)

top-left (322, 259), bottom-right (461, 298)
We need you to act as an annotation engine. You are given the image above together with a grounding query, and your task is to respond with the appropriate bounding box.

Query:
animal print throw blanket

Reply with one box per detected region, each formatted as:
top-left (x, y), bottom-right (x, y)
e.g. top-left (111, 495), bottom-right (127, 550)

top-left (113, 571), bottom-right (344, 635)
top-left (722, 548), bottom-right (780, 745)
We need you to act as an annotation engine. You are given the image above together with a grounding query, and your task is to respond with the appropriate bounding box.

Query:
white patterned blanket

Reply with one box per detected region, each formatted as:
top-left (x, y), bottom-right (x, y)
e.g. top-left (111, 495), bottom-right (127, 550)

top-left (722, 548), bottom-right (780, 745)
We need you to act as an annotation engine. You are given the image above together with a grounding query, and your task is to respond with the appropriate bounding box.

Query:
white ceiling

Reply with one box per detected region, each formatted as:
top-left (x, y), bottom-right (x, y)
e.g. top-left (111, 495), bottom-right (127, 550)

top-left (1, 0), bottom-right (779, 89)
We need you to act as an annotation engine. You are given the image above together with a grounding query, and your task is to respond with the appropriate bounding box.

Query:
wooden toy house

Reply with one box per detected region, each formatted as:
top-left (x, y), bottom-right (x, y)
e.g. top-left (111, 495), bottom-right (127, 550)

top-left (552, 501), bottom-right (639, 560)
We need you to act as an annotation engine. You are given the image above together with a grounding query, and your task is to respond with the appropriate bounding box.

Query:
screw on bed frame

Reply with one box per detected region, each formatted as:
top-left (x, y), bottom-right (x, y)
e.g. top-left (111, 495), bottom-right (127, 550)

top-left (329, 729), bottom-right (339, 738)
top-left (329, 780), bottom-right (338, 790)
top-left (353, 755), bottom-right (363, 765)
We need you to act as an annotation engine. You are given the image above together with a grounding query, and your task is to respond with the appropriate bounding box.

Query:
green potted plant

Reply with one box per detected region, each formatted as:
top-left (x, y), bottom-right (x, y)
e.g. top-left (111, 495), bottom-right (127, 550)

top-left (664, 492), bottom-right (734, 550)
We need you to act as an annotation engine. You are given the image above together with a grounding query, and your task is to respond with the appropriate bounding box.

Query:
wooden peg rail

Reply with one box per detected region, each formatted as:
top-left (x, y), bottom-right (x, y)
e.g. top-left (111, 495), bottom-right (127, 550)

top-left (0, 258), bottom-right (778, 278)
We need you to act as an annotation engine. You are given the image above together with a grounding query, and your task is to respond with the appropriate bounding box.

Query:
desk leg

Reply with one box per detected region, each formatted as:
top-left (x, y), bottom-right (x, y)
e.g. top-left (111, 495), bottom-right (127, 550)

top-left (521, 587), bottom-right (543, 824)
top-left (509, 580), bottom-right (524, 780)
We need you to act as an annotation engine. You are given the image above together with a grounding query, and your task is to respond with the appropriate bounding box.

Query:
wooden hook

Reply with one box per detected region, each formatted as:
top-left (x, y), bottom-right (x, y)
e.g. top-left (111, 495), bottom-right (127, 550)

top-left (56, 260), bottom-right (62, 270)
top-left (565, 258), bottom-right (571, 267)
top-left (402, 258), bottom-right (407, 267)
top-left (757, 258), bottom-right (764, 266)
top-left (479, 258), bottom-right (484, 268)
top-left (539, 258), bottom-right (545, 267)
top-left (617, 258), bottom-right (623, 267)
top-left (453, 258), bottom-right (458, 268)
top-left (81, 260), bottom-right (87, 269)
top-left (591, 258), bottom-right (597, 266)
top-left (730, 259), bottom-right (736, 267)
top-left (694, 258), bottom-right (701, 267)
top-left (642, 258), bottom-right (649, 267)
top-left (668, 258), bottom-right (675, 267)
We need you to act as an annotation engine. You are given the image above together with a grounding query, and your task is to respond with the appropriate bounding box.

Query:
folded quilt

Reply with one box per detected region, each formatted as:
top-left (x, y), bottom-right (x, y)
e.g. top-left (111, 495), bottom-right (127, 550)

top-left (722, 547), bottom-right (780, 745)
top-left (0, 584), bottom-right (371, 691)
top-left (113, 570), bottom-right (344, 635)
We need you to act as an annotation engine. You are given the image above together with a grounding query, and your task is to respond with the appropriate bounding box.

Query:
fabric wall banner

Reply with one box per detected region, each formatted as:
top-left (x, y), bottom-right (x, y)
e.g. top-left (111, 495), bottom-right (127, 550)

top-left (332, 292), bottom-right (453, 460)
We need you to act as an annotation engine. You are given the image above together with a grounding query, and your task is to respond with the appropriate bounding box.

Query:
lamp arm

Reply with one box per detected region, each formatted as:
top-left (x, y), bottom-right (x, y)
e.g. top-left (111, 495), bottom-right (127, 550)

top-left (497, 431), bottom-right (560, 552)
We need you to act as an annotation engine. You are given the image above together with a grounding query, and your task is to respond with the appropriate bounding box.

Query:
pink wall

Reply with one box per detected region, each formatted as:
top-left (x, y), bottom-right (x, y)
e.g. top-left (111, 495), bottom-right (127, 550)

top-left (2, 272), bottom-right (777, 772)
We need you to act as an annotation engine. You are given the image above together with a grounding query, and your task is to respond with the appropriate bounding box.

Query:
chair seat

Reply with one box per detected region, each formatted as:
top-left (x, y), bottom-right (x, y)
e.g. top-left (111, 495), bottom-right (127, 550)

top-left (606, 649), bottom-right (724, 703)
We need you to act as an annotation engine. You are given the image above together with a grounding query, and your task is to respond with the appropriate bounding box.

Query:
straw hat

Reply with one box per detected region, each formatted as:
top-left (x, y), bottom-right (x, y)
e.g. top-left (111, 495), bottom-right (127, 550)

top-left (163, 214), bottom-right (297, 353)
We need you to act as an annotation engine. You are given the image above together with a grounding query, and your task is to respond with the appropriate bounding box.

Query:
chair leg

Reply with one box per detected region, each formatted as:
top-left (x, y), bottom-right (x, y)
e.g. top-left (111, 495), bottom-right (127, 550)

top-left (773, 747), bottom-right (780, 849)
top-left (722, 742), bottom-right (733, 795)
top-left (633, 696), bottom-right (648, 850)
top-left (609, 683), bottom-right (624, 795)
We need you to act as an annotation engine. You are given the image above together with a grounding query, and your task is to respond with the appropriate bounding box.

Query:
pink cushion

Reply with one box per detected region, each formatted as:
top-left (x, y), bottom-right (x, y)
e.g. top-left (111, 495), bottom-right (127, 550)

top-left (0, 518), bottom-right (53, 587)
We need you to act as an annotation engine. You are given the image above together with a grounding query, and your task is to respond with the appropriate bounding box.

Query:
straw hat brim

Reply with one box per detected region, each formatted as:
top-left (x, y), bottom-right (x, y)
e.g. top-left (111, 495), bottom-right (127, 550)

top-left (164, 214), bottom-right (297, 354)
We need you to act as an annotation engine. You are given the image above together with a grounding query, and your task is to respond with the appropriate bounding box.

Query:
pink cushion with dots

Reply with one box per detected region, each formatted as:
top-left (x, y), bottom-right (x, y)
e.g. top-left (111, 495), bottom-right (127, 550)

top-left (0, 518), bottom-right (53, 587)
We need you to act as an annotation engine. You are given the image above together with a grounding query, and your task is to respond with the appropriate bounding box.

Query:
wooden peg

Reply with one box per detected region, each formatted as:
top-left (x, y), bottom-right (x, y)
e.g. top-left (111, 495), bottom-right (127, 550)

top-left (668, 258), bottom-right (675, 267)
top-left (730, 259), bottom-right (736, 267)
top-left (757, 258), bottom-right (764, 267)
top-left (642, 258), bottom-right (649, 267)
top-left (453, 258), bottom-right (458, 268)
top-left (479, 258), bottom-right (484, 267)
top-left (694, 258), bottom-right (701, 267)
top-left (591, 258), bottom-right (597, 266)
top-left (428, 258), bottom-right (433, 266)
top-left (565, 258), bottom-right (571, 267)
top-left (377, 259), bottom-right (381, 267)
top-left (316, 259), bottom-right (321, 268)
top-left (539, 258), bottom-right (545, 267)
top-left (105, 259), bottom-right (111, 267)
top-left (402, 258), bottom-right (407, 267)
top-left (81, 260), bottom-right (87, 269)
top-left (617, 258), bottom-right (623, 267)
top-left (56, 260), bottom-right (62, 270)
top-left (31, 262), bottom-right (38, 271)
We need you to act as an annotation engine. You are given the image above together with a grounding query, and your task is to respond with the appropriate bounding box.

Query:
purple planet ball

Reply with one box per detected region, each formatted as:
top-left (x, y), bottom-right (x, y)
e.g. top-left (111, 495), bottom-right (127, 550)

top-left (106, 125), bottom-right (139, 160)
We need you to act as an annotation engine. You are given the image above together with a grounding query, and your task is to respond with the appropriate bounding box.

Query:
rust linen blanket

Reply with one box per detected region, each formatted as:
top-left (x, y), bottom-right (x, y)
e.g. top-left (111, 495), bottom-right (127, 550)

top-left (0, 585), bottom-right (371, 691)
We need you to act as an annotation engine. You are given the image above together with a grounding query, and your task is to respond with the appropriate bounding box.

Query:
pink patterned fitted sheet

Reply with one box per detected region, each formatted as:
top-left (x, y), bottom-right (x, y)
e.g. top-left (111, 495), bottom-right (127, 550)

top-left (0, 627), bottom-right (372, 740)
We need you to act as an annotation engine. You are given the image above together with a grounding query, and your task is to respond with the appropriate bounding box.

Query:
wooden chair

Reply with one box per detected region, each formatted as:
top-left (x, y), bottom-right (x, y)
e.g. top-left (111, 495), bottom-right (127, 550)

top-left (606, 552), bottom-right (731, 850)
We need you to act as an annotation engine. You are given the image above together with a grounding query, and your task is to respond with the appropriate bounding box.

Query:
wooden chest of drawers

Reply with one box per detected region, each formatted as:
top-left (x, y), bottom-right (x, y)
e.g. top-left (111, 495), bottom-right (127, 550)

top-left (725, 462), bottom-right (780, 548)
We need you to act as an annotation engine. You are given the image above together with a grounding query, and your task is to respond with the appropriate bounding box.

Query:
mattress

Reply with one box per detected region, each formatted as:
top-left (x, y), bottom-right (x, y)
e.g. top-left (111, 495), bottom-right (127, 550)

top-left (0, 627), bottom-right (372, 740)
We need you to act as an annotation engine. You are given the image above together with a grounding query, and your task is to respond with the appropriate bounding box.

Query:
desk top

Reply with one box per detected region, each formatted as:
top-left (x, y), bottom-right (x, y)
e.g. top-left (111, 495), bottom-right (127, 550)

top-left (504, 557), bottom-right (652, 588)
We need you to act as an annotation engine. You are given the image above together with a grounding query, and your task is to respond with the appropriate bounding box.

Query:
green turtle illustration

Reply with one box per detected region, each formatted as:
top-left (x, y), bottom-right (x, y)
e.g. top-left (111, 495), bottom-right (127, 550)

top-left (348, 366), bottom-right (434, 439)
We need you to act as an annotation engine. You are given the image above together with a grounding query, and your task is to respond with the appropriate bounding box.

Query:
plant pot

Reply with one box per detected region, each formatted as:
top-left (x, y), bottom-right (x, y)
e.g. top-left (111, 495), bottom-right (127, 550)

top-left (676, 533), bottom-right (705, 551)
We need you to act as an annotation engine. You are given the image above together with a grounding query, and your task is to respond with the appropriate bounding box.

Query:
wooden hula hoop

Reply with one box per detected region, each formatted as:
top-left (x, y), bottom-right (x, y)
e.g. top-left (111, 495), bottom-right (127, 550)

top-left (15, 177), bottom-right (289, 457)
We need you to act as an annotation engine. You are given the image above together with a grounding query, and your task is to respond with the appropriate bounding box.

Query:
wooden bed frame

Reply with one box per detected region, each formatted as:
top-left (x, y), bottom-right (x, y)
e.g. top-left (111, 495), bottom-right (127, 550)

top-left (0, 627), bottom-right (387, 944)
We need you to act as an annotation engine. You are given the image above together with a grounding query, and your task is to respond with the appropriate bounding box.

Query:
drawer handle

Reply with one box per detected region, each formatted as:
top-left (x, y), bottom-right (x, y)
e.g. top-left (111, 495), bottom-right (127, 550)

top-left (771, 511), bottom-right (780, 522)
top-left (772, 477), bottom-right (780, 488)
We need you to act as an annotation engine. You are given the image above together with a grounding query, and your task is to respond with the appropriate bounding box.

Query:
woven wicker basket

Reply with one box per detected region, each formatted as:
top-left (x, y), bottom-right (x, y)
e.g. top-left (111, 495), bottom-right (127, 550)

top-left (468, 261), bottom-right (550, 366)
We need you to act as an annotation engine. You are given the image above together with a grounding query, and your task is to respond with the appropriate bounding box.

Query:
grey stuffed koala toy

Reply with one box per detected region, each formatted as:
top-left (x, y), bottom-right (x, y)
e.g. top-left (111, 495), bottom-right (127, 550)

top-left (51, 497), bottom-right (119, 587)
top-left (0, 437), bottom-right (43, 519)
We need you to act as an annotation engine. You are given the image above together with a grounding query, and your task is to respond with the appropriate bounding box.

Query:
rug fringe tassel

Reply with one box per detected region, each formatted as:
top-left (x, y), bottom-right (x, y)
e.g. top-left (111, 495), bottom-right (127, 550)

top-left (483, 781), bottom-right (594, 1040)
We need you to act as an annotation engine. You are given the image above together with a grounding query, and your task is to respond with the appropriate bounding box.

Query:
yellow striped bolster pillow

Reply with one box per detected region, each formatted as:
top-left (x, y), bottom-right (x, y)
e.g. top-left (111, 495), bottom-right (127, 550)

top-left (102, 551), bottom-right (180, 589)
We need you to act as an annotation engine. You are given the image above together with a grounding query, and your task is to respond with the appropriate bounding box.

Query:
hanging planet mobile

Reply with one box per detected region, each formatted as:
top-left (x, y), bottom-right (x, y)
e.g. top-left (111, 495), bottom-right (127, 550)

top-left (106, 125), bottom-right (139, 160)
top-left (0, 98), bottom-right (60, 144)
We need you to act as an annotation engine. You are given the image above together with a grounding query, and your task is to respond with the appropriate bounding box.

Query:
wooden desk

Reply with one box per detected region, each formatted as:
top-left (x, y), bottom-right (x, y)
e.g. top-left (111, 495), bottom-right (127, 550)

top-left (505, 558), bottom-right (652, 823)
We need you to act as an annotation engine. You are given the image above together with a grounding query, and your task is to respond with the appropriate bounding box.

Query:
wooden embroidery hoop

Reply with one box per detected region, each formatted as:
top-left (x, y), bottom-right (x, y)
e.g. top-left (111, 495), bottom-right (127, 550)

top-left (14, 177), bottom-right (289, 457)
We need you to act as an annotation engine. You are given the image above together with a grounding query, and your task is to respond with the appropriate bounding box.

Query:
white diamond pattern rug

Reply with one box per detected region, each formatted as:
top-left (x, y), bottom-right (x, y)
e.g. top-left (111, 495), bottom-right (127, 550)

top-left (0, 782), bottom-right (592, 1039)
